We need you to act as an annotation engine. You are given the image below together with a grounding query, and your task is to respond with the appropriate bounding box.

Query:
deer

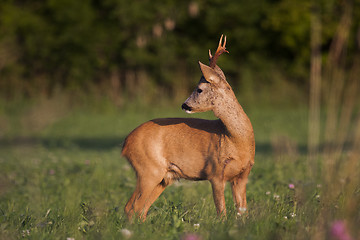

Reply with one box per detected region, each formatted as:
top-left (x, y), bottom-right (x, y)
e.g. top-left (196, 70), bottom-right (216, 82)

top-left (122, 35), bottom-right (255, 221)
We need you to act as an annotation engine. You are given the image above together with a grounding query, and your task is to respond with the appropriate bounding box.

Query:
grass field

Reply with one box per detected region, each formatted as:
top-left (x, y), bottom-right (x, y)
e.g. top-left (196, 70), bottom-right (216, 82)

top-left (0, 98), bottom-right (358, 239)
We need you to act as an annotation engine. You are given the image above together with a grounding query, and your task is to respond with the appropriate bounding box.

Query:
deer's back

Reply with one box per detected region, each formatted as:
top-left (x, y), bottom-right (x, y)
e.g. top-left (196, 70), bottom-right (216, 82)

top-left (122, 118), bottom-right (225, 157)
top-left (122, 118), bottom-right (227, 177)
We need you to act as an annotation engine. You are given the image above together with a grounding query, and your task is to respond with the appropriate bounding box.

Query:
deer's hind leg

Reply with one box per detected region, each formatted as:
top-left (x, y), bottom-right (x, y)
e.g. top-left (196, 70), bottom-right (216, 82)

top-left (124, 180), bottom-right (140, 219)
top-left (125, 169), bottom-right (168, 221)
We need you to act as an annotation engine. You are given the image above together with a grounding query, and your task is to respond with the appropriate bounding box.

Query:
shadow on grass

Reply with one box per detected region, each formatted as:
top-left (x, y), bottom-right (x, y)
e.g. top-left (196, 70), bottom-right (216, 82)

top-left (0, 136), bottom-right (295, 154)
top-left (2, 137), bottom-right (352, 155)
top-left (0, 136), bottom-right (126, 151)
top-left (4, 137), bottom-right (356, 160)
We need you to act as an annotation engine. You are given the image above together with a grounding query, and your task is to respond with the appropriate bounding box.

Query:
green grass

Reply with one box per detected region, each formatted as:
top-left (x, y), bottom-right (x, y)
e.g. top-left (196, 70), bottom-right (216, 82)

top-left (0, 100), bottom-right (358, 239)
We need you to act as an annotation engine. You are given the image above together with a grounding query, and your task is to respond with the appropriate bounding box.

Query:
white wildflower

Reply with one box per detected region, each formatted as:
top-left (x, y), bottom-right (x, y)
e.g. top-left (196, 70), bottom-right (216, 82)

top-left (22, 230), bottom-right (30, 237)
top-left (266, 191), bottom-right (271, 195)
top-left (120, 228), bottom-right (132, 239)
top-left (273, 194), bottom-right (280, 200)
top-left (193, 223), bottom-right (200, 229)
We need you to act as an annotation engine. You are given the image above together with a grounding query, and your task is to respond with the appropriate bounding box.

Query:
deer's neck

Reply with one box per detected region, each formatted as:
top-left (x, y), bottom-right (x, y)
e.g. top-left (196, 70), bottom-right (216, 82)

top-left (214, 93), bottom-right (253, 141)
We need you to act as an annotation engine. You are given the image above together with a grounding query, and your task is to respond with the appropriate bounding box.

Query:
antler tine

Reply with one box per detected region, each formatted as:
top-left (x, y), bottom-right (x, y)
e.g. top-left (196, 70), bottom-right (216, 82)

top-left (218, 34), bottom-right (224, 49)
top-left (209, 34), bottom-right (229, 68)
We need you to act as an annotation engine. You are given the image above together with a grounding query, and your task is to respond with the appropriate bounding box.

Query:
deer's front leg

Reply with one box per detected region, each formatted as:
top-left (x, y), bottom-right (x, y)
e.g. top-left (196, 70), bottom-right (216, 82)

top-left (210, 178), bottom-right (226, 217)
top-left (231, 166), bottom-right (252, 216)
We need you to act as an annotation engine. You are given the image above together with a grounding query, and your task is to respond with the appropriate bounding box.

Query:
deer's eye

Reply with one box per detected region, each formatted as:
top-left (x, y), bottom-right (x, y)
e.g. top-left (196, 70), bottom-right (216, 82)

top-left (197, 88), bottom-right (203, 93)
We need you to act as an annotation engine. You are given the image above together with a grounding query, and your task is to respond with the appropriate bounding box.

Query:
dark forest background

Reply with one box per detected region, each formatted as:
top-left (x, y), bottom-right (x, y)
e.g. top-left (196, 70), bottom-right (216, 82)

top-left (0, 0), bottom-right (359, 105)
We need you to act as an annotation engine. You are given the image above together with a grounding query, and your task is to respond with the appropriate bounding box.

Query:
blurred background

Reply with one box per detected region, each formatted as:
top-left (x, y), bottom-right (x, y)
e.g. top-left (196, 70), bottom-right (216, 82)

top-left (0, 0), bottom-right (358, 106)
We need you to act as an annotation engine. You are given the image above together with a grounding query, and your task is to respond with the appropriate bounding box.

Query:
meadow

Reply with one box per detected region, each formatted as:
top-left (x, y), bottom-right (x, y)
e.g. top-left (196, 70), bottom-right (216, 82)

top-left (0, 96), bottom-right (358, 240)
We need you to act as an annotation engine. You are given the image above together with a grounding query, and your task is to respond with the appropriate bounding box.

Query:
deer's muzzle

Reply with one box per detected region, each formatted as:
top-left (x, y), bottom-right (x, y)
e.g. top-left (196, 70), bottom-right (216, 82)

top-left (181, 103), bottom-right (192, 113)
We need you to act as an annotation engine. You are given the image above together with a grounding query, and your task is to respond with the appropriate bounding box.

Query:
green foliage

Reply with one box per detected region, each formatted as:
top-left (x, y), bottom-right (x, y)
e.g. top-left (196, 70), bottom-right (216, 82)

top-left (1, 0), bottom-right (359, 99)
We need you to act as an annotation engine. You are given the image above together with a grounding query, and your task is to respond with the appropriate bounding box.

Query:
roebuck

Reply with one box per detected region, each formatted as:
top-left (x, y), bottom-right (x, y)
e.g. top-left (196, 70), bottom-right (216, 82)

top-left (122, 35), bottom-right (255, 221)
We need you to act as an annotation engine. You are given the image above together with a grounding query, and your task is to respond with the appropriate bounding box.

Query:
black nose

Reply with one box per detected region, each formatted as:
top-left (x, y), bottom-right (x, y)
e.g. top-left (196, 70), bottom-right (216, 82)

top-left (181, 103), bottom-right (192, 111)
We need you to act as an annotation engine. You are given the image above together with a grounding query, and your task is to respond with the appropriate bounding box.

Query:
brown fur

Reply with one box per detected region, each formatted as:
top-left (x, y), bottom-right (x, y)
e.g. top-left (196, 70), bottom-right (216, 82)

top-left (122, 37), bottom-right (255, 221)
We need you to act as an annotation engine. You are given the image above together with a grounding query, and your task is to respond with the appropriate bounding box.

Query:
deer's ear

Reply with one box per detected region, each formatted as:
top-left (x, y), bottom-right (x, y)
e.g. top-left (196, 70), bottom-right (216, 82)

top-left (199, 61), bottom-right (221, 84)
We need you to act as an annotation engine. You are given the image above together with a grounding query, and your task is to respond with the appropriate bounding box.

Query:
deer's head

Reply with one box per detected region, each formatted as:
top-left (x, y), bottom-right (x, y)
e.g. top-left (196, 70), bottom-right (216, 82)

top-left (182, 35), bottom-right (233, 114)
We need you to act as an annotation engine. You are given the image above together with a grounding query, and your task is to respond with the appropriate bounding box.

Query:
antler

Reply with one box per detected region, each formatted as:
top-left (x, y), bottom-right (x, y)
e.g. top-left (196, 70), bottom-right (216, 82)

top-left (209, 34), bottom-right (229, 68)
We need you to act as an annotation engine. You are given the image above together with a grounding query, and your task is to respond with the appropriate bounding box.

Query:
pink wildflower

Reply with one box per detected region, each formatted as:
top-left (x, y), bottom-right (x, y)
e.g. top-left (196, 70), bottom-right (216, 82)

top-left (331, 221), bottom-right (353, 240)
top-left (288, 184), bottom-right (295, 189)
top-left (181, 233), bottom-right (202, 240)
